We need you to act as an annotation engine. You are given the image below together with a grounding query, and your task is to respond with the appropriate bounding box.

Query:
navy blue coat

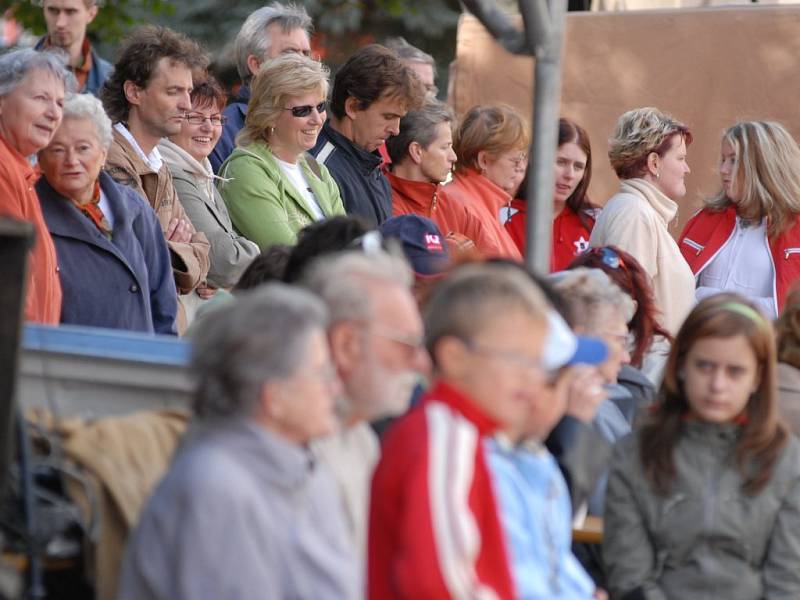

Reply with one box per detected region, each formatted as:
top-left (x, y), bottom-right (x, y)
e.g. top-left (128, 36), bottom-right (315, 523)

top-left (37, 171), bottom-right (178, 334)
top-left (309, 120), bottom-right (391, 227)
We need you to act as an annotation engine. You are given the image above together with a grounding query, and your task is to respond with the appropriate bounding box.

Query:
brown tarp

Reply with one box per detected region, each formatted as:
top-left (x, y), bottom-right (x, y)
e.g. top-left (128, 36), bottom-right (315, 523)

top-left (449, 5), bottom-right (800, 233)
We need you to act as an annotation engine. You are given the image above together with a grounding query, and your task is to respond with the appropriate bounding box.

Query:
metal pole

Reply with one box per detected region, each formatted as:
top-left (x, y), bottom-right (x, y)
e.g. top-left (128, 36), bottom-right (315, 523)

top-left (524, 0), bottom-right (567, 273)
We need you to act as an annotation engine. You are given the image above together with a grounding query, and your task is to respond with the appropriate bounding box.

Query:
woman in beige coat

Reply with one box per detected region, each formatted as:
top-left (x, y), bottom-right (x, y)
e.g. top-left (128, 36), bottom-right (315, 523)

top-left (590, 107), bottom-right (696, 335)
top-left (159, 76), bottom-right (259, 290)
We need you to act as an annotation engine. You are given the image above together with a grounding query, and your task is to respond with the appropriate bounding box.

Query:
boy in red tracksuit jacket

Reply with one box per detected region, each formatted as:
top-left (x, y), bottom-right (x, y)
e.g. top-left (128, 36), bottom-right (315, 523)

top-left (368, 263), bottom-right (551, 599)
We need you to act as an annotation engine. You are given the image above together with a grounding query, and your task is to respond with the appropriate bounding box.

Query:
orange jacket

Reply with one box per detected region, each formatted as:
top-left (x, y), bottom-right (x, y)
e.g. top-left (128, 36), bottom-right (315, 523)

top-left (0, 136), bottom-right (61, 323)
top-left (441, 169), bottom-right (522, 260)
top-left (387, 171), bottom-right (501, 256)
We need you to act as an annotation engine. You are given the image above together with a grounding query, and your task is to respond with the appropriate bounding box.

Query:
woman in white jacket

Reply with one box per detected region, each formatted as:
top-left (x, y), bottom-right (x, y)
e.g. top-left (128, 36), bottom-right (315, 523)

top-left (590, 107), bottom-right (696, 336)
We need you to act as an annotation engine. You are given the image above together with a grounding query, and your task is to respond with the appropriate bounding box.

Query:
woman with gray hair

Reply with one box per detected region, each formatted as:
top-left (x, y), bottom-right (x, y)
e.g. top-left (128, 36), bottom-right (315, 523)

top-left (589, 107), bottom-right (696, 335)
top-left (0, 48), bottom-right (73, 324)
top-left (36, 93), bottom-right (177, 333)
top-left (120, 284), bottom-right (358, 600)
top-left (218, 53), bottom-right (345, 249)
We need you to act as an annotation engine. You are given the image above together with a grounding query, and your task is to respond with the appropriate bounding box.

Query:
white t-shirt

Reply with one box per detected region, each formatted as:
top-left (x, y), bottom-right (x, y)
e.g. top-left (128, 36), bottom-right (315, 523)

top-left (697, 216), bottom-right (775, 318)
top-left (275, 157), bottom-right (325, 221)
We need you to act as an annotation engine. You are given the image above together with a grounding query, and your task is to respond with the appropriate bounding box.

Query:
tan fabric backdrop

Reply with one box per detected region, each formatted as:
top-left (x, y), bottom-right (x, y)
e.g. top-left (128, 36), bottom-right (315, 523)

top-left (449, 5), bottom-right (800, 233)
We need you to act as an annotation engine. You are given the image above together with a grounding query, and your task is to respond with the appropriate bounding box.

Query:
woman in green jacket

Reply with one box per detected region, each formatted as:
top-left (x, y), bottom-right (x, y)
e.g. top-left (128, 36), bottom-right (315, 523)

top-left (603, 294), bottom-right (800, 600)
top-left (217, 53), bottom-right (344, 249)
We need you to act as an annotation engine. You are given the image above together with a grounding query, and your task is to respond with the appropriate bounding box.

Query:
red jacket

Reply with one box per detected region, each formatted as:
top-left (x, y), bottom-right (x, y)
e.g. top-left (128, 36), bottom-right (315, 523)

top-left (678, 206), bottom-right (800, 314)
top-left (441, 169), bottom-right (522, 260)
top-left (388, 172), bottom-right (501, 256)
top-left (368, 380), bottom-right (516, 600)
top-left (504, 202), bottom-right (594, 272)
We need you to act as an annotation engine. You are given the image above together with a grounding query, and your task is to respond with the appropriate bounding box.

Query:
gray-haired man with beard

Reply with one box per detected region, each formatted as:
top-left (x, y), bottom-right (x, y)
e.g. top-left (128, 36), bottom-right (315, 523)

top-left (303, 249), bottom-right (429, 568)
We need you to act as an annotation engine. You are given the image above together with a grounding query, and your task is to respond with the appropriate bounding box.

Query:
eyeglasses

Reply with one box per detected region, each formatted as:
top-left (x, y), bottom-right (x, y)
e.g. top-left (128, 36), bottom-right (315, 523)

top-left (284, 101), bottom-right (327, 118)
top-left (463, 340), bottom-right (544, 378)
top-left (185, 114), bottom-right (227, 126)
top-left (368, 324), bottom-right (426, 362)
top-left (507, 153), bottom-right (528, 170)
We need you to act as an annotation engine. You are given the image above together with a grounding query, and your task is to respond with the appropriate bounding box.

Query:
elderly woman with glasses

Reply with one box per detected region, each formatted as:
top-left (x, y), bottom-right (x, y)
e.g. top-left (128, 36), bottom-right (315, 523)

top-left (36, 93), bottom-right (177, 333)
top-left (218, 54), bottom-right (345, 250)
top-left (0, 49), bottom-right (74, 324)
top-left (442, 103), bottom-right (527, 260)
top-left (159, 76), bottom-right (259, 292)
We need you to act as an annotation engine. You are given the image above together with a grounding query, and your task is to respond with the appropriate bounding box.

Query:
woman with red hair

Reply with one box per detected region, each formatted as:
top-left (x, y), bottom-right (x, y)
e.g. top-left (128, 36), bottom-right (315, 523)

top-left (569, 245), bottom-right (672, 383)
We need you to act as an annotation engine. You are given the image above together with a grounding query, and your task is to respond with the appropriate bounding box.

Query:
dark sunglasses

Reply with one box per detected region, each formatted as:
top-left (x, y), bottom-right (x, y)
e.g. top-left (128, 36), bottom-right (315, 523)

top-left (587, 246), bottom-right (626, 270)
top-left (284, 101), bottom-right (327, 118)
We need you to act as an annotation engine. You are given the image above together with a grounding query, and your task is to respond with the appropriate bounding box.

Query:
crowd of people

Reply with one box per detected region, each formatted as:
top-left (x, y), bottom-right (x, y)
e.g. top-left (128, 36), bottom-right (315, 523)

top-left (3, 1), bottom-right (800, 599)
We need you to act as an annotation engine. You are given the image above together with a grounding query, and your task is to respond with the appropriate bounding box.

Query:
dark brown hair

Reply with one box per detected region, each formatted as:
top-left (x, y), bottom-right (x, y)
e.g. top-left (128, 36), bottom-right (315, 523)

top-left (101, 25), bottom-right (207, 123)
top-left (329, 44), bottom-right (426, 121)
top-left (568, 245), bottom-right (672, 367)
top-left (190, 74), bottom-right (226, 113)
top-left (559, 118), bottom-right (594, 223)
top-left (640, 294), bottom-right (787, 496)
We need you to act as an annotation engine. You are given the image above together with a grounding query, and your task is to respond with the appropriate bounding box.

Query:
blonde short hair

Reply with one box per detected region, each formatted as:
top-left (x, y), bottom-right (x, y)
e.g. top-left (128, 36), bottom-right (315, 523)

top-left (237, 53), bottom-right (329, 148)
top-left (453, 104), bottom-right (529, 173)
top-left (608, 106), bottom-right (692, 180)
top-left (707, 121), bottom-right (800, 237)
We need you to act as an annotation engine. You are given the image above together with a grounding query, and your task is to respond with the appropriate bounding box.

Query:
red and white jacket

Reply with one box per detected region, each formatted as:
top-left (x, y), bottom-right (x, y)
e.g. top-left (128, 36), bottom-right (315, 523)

top-left (678, 206), bottom-right (800, 315)
top-left (367, 380), bottom-right (516, 600)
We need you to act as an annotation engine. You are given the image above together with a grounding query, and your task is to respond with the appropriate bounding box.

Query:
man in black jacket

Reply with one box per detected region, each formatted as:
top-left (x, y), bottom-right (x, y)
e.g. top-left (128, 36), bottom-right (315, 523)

top-left (310, 44), bottom-right (425, 227)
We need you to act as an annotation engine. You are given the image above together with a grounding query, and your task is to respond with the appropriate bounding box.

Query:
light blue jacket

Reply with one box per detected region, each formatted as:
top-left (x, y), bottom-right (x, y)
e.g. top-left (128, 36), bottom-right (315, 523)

top-left (487, 437), bottom-right (595, 600)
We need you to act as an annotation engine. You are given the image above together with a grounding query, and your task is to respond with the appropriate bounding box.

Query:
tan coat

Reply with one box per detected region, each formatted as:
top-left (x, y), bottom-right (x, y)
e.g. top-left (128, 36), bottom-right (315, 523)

top-left (778, 362), bottom-right (800, 436)
top-left (105, 130), bottom-right (210, 295)
top-left (590, 178), bottom-right (695, 335)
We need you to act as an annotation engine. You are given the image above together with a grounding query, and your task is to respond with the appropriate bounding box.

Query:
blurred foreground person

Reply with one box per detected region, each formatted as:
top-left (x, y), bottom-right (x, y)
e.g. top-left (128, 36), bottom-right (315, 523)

top-left (569, 245), bottom-right (671, 384)
top-left (680, 121), bottom-right (800, 319)
top-left (604, 295), bottom-right (800, 600)
top-left (775, 287), bottom-right (800, 436)
top-left (304, 250), bottom-right (428, 565)
top-left (488, 304), bottom-right (609, 600)
top-left (0, 49), bottom-right (73, 323)
top-left (119, 285), bottom-right (357, 600)
top-left (38, 93), bottom-right (177, 333)
top-left (368, 263), bottom-right (549, 598)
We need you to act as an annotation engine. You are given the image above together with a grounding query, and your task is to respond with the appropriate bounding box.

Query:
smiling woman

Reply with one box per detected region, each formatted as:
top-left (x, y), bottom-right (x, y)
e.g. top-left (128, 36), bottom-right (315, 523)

top-left (159, 75), bottom-right (260, 289)
top-left (36, 93), bottom-right (178, 333)
top-left (0, 48), bottom-right (74, 324)
top-left (217, 53), bottom-right (345, 250)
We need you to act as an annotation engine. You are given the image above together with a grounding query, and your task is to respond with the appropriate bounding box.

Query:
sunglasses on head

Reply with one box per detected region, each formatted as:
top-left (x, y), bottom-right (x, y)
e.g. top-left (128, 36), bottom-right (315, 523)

top-left (588, 246), bottom-right (625, 270)
top-left (284, 101), bottom-right (327, 118)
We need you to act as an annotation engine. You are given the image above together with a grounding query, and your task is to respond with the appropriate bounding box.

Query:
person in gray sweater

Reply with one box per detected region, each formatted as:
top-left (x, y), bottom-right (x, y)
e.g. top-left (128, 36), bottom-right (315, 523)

top-left (604, 294), bottom-right (800, 600)
top-left (118, 285), bottom-right (358, 600)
